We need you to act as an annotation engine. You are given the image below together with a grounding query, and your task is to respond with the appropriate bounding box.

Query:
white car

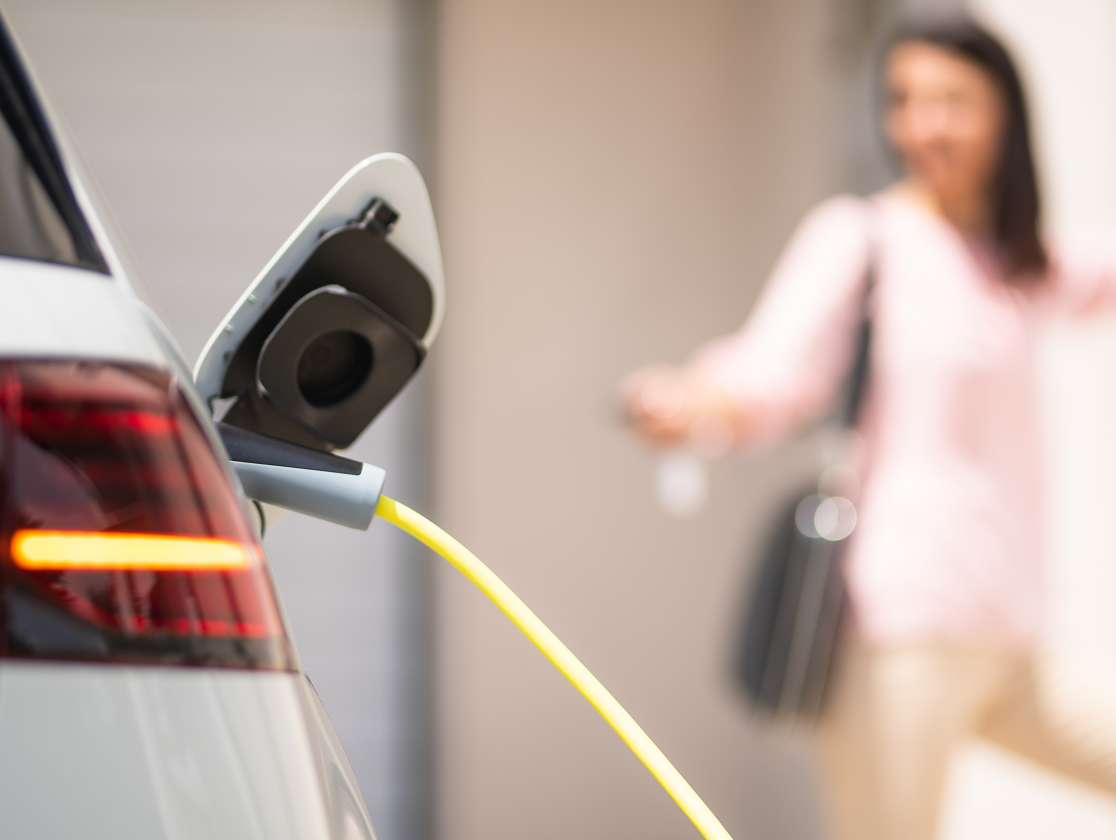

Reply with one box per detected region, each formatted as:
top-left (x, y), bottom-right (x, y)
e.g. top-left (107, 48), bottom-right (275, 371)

top-left (0, 10), bottom-right (441, 838)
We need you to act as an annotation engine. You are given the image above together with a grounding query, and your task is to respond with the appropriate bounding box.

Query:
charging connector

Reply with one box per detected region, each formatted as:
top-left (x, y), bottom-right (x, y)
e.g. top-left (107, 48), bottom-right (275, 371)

top-left (218, 423), bottom-right (385, 530)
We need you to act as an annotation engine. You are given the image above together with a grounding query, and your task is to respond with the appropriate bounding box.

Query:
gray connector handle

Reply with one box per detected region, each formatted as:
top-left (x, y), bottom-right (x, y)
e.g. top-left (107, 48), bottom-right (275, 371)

top-left (233, 460), bottom-right (385, 530)
top-left (216, 422), bottom-right (385, 530)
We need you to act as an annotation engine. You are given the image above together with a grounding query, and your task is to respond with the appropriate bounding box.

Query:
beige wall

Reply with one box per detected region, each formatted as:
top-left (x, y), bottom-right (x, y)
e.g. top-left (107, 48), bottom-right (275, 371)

top-left (432, 2), bottom-right (855, 837)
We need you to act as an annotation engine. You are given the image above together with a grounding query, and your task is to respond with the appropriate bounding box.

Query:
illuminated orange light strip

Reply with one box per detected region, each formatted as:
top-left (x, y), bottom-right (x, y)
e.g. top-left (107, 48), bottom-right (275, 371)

top-left (10, 530), bottom-right (250, 572)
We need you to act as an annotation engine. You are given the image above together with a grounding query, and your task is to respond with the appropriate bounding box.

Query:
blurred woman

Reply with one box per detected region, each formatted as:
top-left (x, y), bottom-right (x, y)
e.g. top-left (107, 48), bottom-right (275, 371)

top-left (622, 19), bottom-right (1116, 840)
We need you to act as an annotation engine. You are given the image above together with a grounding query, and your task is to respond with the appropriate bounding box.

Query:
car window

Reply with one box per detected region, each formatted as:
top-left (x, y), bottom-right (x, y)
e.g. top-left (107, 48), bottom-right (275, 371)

top-left (0, 20), bottom-right (107, 273)
top-left (0, 110), bottom-right (76, 265)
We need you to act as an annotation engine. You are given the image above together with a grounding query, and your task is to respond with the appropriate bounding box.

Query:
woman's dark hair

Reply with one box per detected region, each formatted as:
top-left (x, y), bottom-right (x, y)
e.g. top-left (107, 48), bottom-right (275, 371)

top-left (890, 20), bottom-right (1048, 280)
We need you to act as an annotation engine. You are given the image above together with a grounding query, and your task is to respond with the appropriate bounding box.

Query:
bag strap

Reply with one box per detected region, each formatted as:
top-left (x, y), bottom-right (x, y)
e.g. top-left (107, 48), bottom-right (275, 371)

top-left (838, 203), bottom-right (876, 428)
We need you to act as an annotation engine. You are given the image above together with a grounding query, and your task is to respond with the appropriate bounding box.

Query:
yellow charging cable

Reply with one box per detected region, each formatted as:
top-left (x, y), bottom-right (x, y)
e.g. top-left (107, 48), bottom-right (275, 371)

top-left (375, 495), bottom-right (732, 840)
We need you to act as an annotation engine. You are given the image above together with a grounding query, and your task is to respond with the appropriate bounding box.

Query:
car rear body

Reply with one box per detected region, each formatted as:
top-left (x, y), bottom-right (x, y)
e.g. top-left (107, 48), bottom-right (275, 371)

top-left (0, 11), bottom-right (377, 839)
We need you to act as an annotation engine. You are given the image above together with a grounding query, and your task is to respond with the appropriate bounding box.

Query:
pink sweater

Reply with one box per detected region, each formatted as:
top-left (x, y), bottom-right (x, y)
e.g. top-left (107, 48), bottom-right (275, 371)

top-left (694, 194), bottom-right (1116, 649)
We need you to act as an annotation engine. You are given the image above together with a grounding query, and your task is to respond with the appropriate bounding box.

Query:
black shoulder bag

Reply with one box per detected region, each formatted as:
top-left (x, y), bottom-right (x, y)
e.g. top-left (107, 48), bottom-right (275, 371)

top-left (732, 238), bottom-right (875, 725)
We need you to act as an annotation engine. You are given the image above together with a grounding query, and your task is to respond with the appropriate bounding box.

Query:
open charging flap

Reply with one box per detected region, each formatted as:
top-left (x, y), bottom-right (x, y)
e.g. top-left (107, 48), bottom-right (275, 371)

top-left (195, 153), bottom-right (444, 452)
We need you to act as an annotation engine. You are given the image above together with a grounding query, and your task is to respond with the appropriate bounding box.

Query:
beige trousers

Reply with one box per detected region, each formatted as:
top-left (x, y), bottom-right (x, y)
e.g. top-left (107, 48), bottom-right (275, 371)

top-left (813, 644), bottom-right (1116, 840)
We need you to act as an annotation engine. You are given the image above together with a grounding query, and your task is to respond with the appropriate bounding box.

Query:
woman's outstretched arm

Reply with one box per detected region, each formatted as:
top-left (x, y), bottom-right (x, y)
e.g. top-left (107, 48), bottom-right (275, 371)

top-left (622, 195), bottom-right (874, 451)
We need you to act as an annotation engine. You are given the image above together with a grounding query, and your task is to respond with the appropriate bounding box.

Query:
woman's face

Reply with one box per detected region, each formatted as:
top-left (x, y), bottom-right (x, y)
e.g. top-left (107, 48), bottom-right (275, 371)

top-left (885, 41), bottom-right (1006, 205)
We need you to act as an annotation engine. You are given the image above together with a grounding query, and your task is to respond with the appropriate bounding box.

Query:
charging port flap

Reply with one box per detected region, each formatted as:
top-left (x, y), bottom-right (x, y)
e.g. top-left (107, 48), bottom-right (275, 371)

top-left (194, 154), bottom-right (444, 454)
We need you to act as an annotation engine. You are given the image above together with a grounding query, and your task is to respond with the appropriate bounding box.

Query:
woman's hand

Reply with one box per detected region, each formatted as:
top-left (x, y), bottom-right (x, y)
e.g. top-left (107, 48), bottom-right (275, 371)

top-left (619, 365), bottom-right (740, 454)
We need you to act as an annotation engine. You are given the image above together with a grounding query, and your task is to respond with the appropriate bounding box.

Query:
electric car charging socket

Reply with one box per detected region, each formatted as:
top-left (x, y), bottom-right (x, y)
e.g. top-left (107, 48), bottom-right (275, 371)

top-left (194, 153), bottom-right (444, 529)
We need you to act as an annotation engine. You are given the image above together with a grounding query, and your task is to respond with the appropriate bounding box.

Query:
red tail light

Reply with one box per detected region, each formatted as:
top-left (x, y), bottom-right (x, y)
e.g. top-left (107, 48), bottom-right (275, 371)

top-left (0, 361), bottom-right (293, 670)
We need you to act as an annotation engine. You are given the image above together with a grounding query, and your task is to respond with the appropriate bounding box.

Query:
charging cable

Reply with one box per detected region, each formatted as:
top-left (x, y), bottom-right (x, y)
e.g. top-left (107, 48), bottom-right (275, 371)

top-left (220, 423), bottom-right (731, 838)
top-left (375, 495), bottom-right (733, 840)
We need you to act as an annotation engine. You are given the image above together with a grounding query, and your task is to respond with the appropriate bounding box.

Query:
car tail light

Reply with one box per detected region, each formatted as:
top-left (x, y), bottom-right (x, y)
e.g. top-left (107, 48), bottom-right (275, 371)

top-left (0, 360), bottom-right (293, 669)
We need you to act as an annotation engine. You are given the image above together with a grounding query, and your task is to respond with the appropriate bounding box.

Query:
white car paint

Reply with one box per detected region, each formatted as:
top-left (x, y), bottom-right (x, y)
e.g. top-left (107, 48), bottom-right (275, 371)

top-left (0, 260), bottom-right (163, 363)
top-left (0, 662), bottom-right (373, 840)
